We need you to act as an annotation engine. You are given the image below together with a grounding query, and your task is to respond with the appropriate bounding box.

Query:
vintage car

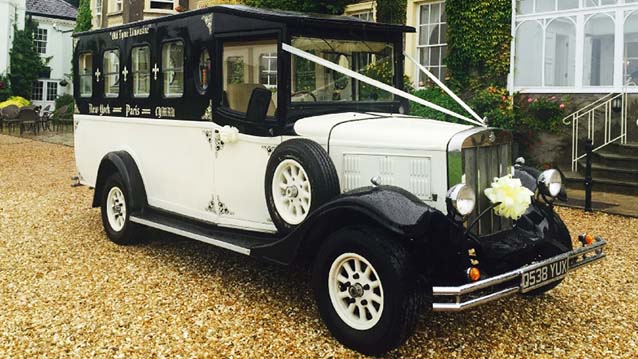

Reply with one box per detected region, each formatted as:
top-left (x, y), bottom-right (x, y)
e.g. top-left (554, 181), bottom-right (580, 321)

top-left (72, 5), bottom-right (606, 355)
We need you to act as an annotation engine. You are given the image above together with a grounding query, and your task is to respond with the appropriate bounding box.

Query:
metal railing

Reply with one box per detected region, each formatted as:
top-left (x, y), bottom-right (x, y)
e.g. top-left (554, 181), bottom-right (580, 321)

top-left (562, 92), bottom-right (629, 172)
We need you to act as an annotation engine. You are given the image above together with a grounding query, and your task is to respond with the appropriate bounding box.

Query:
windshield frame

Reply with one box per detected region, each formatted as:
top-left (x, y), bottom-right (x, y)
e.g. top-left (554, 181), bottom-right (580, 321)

top-left (282, 29), bottom-right (406, 124)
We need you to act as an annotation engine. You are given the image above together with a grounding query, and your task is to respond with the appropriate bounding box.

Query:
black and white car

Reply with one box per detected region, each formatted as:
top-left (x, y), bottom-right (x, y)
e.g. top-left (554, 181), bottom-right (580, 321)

top-left (72, 6), bottom-right (606, 355)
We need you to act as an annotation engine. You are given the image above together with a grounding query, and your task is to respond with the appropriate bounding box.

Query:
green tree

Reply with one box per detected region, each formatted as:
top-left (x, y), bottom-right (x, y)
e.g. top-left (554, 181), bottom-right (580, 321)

top-left (75, 0), bottom-right (92, 33)
top-left (244, 0), bottom-right (353, 14)
top-left (9, 18), bottom-right (47, 99)
top-left (376, 0), bottom-right (406, 24)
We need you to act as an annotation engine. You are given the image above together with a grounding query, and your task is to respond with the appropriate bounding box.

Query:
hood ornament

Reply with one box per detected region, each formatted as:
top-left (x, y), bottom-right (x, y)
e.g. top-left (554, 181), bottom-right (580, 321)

top-left (370, 176), bottom-right (382, 187)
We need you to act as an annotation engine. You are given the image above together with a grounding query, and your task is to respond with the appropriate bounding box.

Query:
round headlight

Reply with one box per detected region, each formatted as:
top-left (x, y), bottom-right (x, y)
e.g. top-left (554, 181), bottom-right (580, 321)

top-left (447, 184), bottom-right (476, 217)
top-left (538, 169), bottom-right (562, 197)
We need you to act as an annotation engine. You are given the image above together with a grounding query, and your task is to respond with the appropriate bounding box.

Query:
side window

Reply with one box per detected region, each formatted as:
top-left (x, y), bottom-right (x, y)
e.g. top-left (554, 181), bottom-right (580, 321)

top-left (132, 46), bottom-right (150, 98)
top-left (79, 52), bottom-right (93, 97)
top-left (222, 40), bottom-right (277, 114)
top-left (162, 41), bottom-right (184, 97)
top-left (197, 48), bottom-right (211, 93)
top-left (103, 49), bottom-right (120, 97)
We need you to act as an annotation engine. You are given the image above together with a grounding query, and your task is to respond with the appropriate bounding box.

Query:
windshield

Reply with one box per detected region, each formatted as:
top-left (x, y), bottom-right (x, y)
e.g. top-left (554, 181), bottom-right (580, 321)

top-left (290, 37), bottom-right (395, 103)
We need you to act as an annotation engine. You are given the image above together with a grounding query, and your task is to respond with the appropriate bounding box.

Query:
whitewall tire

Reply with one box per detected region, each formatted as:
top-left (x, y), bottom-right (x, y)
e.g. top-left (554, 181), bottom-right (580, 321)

top-left (265, 139), bottom-right (339, 234)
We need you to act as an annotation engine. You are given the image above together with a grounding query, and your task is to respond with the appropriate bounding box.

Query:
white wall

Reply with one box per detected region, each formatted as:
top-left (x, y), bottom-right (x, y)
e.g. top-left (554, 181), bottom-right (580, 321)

top-left (31, 15), bottom-right (75, 108)
top-left (0, 0), bottom-right (26, 75)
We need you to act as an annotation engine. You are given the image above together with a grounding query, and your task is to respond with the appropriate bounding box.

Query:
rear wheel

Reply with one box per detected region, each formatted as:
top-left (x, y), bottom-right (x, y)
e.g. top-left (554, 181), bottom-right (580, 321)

top-left (100, 173), bottom-right (141, 245)
top-left (312, 226), bottom-right (421, 356)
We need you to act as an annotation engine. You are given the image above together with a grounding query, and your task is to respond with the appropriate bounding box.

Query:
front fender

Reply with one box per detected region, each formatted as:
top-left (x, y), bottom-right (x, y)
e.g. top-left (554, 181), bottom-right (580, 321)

top-left (252, 186), bottom-right (468, 274)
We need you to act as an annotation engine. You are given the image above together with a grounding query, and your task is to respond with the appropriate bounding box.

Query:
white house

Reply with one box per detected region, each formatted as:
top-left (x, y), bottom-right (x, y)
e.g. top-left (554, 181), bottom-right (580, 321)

top-left (0, 0), bottom-right (26, 76)
top-left (26, 0), bottom-right (77, 109)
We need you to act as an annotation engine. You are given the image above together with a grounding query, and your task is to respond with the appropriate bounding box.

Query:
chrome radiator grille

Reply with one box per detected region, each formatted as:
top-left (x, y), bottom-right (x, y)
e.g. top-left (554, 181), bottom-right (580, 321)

top-left (463, 143), bottom-right (512, 235)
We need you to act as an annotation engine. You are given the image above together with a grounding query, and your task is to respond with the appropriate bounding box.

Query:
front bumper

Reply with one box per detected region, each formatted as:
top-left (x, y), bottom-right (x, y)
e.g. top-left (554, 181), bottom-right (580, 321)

top-left (431, 236), bottom-right (606, 312)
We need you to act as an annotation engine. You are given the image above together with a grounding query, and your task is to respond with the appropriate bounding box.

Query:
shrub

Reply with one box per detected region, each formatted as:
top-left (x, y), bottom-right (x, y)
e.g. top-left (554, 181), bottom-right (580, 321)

top-left (0, 96), bottom-right (30, 109)
top-left (469, 86), bottom-right (516, 130)
top-left (9, 18), bottom-right (47, 99)
top-left (0, 74), bottom-right (12, 102)
top-left (409, 87), bottom-right (466, 123)
top-left (519, 95), bottom-right (568, 133)
top-left (53, 94), bottom-right (74, 120)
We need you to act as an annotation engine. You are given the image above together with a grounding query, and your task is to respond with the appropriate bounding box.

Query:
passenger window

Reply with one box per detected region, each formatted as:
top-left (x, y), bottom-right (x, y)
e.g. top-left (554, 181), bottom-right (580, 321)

top-left (222, 40), bottom-right (277, 115)
top-left (197, 48), bottom-right (211, 93)
top-left (132, 46), bottom-right (150, 98)
top-left (162, 41), bottom-right (184, 97)
top-left (103, 49), bottom-right (120, 97)
top-left (79, 52), bottom-right (93, 97)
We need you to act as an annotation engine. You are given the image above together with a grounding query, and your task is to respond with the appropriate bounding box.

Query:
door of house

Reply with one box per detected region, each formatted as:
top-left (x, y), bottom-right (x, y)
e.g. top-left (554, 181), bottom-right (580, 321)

top-left (31, 80), bottom-right (59, 110)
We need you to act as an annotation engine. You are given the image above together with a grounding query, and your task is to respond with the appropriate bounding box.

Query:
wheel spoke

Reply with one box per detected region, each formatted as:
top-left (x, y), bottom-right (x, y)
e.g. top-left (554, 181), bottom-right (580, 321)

top-left (355, 304), bottom-right (364, 319)
top-left (347, 302), bottom-right (356, 314)
top-left (337, 273), bottom-right (349, 284)
top-left (354, 258), bottom-right (362, 273)
top-left (336, 290), bottom-right (350, 300)
top-left (366, 303), bottom-right (378, 316)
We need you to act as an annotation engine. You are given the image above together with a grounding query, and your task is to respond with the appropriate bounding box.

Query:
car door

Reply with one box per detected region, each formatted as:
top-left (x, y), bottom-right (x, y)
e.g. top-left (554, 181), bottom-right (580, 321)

top-left (211, 37), bottom-right (281, 233)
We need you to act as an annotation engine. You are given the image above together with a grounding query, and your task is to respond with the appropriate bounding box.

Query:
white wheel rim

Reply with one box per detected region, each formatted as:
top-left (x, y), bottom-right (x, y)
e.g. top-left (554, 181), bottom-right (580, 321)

top-left (106, 186), bottom-right (127, 232)
top-left (272, 159), bottom-right (311, 225)
top-left (328, 253), bottom-right (384, 331)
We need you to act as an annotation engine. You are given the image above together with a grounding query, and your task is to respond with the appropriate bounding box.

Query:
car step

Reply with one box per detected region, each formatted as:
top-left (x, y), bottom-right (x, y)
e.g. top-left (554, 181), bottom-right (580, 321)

top-left (130, 209), bottom-right (278, 256)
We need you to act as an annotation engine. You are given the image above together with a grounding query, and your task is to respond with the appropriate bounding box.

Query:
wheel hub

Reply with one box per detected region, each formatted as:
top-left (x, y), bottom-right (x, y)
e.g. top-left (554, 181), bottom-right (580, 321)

top-left (348, 283), bottom-right (364, 298)
top-left (285, 186), bottom-right (299, 198)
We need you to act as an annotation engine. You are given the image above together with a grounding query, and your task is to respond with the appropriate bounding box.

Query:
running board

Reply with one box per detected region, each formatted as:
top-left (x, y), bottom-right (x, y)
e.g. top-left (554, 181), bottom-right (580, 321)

top-left (129, 210), bottom-right (278, 256)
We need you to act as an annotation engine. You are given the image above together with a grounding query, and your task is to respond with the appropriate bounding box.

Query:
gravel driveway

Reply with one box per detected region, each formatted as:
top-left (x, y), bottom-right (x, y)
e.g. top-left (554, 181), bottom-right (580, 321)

top-left (0, 134), bottom-right (636, 358)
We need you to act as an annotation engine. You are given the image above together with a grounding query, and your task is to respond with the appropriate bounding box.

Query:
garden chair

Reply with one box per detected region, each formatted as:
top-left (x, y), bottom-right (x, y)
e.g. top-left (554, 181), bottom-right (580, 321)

top-left (37, 104), bottom-right (52, 131)
top-left (18, 107), bottom-right (38, 135)
top-left (2, 105), bottom-right (21, 133)
top-left (52, 105), bottom-right (70, 132)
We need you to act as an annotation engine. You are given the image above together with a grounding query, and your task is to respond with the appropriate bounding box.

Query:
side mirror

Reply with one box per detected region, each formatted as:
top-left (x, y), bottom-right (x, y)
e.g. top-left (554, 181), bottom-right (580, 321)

top-left (246, 87), bottom-right (272, 122)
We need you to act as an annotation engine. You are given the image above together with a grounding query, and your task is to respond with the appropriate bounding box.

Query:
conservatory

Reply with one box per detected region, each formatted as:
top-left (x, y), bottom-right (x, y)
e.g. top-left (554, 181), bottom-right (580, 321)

top-left (512, 0), bottom-right (638, 93)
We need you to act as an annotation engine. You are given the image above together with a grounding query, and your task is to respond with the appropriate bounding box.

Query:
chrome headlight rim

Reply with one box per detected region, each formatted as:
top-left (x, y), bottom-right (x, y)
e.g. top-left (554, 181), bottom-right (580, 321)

top-left (447, 183), bottom-right (476, 217)
top-left (538, 169), bottom-right (562, 198)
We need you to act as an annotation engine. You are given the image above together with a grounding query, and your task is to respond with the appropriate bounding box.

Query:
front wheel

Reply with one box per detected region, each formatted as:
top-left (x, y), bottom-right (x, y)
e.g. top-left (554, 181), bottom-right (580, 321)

top-left (100, 173), bottom-right (141, 245)
top-left (312, 226), bottom-right (421, 356)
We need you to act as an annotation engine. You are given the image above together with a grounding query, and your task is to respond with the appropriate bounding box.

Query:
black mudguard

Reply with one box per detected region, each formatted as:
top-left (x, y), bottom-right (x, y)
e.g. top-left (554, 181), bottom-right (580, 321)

top-left (92, 151), bottom-right (148, 211)
top-left (252, 186), bottom-right (472, 282)
top-left (476, 168), bottom-right (573, 276)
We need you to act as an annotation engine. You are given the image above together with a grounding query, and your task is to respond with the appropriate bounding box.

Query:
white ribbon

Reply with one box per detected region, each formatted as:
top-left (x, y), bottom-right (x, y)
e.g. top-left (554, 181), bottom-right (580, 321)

top-left (282, 43), bottom-right (487, 128)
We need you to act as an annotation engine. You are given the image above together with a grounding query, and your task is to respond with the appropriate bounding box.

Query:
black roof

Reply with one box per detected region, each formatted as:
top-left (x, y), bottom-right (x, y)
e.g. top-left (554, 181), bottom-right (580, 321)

top-left (27, 0), bottom-right (77, 21)
top-left (75, 5), bottom-right (414, 37)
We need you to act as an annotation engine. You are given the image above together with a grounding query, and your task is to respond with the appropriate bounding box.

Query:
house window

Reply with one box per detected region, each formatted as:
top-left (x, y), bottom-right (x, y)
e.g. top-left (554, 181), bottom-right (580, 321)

top-left (515, 21), bottom-right (543, 86)
top-left (545, 18), bottom-right (576, 87)
top-left (417, 1), bottom-right (447, 84)
top-left (162, 41), bottom-right (184, 97)
top-left (624, 11), bottom-right (638, 86)
top-left (132, 46), bottom-right (150, 97)
top-left (94, 0), bottom-right (102, 28)
top-left (34, 28), bottom-right (47, 54)
top-left (79, 52), bottom-right (93, 97)
top-left (103, 49), bottom-right (120, 97)
top-left (32, 81), bottom-right (44, 101)
top-left (113, 0), bottom-right (123, 12)
top-left (150, 0), bottom-right (175, 10)
top-left (259, 53), bottom-right (277, 89)
top-left (226, 56), bottom-right (245, 84)
top-left (350, 11), bottom-right (373, 21)
top-left (583, 14), bottom-right (615, 86)
top-left (46, 81), bottom-right (58, 101)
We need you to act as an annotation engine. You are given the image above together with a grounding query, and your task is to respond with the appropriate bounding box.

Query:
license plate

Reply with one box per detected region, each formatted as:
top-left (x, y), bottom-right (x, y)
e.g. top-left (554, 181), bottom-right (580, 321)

top-left (520, 257), bottom-right (569, 293)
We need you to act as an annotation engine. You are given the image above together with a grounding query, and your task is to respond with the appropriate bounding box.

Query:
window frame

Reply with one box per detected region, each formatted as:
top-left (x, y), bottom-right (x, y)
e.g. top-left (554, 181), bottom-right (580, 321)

top-left (102, 48), bottom-right (121, 98)
top-left (46, 81), bottom-right (58, 101)
top-left (78, 51), bottom-right (93, 98)
top-left (34, 28), bottom-right (47, 55)
top-left (416, 1), bottom-right (447, 85)
top-left (94, 0), bottom-right (103, 28)
top-left (161, 39), bottom-right (185, 98)
top-left (131, 44), bottom-right (152, 98)
top-left (32, 80), bottom-right (44, 101)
